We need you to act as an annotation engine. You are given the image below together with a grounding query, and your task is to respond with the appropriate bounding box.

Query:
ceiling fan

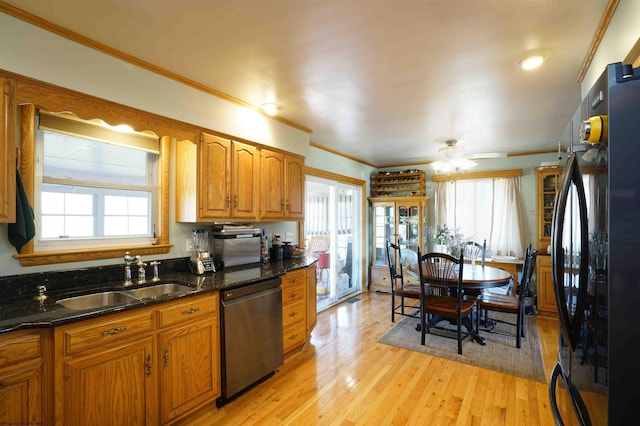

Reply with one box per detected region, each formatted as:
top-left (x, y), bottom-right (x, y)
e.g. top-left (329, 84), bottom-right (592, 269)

top-left (438, 139), bottom-right (466, 158)
top-left (439, 138), bottom-right (508, 160)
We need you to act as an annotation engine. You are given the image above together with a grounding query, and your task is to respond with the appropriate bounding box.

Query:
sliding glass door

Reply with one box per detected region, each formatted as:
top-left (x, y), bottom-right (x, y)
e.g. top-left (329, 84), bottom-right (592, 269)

top-left (305, 176), bottom-right (362, 311)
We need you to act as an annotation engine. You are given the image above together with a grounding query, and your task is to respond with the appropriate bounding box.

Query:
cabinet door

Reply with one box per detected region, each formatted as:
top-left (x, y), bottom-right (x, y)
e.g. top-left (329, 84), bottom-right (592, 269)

top-left (536, 168), bottom-right (561, 251)
top-left (0, 361), bottom-right (42, 425)
top-left (284, 155), bottom-right (305, 219)
top-left (200, 133), bottom-right (231, 219)
top-left (63, 337), bottom-right (155, 426)
top-left (306, 265), bottom-right (317, 335)
top-left (371, 201), bottom-right (396, 266)
top-left (260, 148), bottom-right (284, 219)
top-left (1, 77), bottom-right (16, 223)
top-left (158, 319), bottom-right (219, 424)
top-left (537, 255), bottom-right (557, 315)
top-left (231, 141), bottom-right (259, 219)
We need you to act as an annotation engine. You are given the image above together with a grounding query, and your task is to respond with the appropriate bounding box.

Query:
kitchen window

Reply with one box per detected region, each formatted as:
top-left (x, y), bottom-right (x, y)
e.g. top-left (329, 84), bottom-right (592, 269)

top-left (34, 111), bottom-right (159, 252)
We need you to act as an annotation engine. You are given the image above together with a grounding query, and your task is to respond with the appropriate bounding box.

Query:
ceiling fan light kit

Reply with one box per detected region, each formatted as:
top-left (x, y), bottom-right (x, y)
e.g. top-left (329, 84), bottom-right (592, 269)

top-left (431, 158), bottom-right (477, 174)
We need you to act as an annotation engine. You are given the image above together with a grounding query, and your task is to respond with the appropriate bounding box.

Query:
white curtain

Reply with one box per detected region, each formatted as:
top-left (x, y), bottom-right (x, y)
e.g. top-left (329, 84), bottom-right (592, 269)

top-left (306, 193), bottom-right (330, 235)
top-left (434, 176), bottom-right (525, 258)
top-left (305, 192), bottom-right (353, 235)
top-left (490, 177), bottom-right (525, 258)
top-left (434, 180), bottom-right (453, 226)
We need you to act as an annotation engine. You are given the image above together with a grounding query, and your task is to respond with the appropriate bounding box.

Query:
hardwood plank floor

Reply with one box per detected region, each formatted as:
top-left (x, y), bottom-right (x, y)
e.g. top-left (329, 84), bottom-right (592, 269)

top-left (177, 291), bottom-right (606, 425)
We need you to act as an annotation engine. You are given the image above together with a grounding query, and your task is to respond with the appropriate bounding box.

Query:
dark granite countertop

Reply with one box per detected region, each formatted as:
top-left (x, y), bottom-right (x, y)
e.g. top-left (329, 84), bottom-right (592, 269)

top-left (0, 257), bottom-right (317, 333)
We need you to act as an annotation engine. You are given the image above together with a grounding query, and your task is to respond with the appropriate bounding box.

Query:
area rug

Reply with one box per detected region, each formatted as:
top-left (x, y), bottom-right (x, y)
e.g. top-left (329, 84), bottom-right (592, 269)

top-left (377, 312), bottom-right (546, 383)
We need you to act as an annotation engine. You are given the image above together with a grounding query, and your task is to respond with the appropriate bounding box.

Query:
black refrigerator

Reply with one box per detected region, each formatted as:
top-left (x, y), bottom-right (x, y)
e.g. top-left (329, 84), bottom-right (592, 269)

top-left (548, 62), bottom-right (640, 425)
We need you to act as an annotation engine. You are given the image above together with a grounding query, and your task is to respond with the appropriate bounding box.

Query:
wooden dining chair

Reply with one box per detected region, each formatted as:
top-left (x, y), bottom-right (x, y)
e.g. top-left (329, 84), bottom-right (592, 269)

top-left (474, 244), bottom-right (538, 348)
top-left (387, 241), bottom-right (421, 322)
top-left (417, 249), bottom-right (475, 355)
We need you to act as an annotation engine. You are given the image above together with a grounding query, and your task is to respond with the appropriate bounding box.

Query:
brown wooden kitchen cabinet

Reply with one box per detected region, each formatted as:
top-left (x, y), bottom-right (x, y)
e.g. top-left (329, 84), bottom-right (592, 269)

top-left (536, 254), bottom-right (557, 316)
top-left (54, 307), bottom-right (157, 426)
top-left (156, 292), bottom-right (219, 424)
top-left (281, 269), bottom-right (307, 357)
top-left (260, 148), bottom-right (305, 220)
top-left (1, 77), bottom-right (16, 223)
top-left (176, 132), bottom-right (259, 222)
top-left (306, 264), bottom-right (317, 336)
top-left (368, 196), bottom-right (428, 293)
top-left (53, 293), bottom-right (220, 426)
top-left (0, 329), bottom-right (50, 426)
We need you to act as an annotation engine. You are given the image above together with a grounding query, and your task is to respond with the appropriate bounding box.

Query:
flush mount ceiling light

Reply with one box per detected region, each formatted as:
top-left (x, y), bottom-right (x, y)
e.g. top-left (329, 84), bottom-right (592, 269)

top-left (519, 53), bottom-right (545, 70)
top-left (261, 103), bottom-right (281, 116)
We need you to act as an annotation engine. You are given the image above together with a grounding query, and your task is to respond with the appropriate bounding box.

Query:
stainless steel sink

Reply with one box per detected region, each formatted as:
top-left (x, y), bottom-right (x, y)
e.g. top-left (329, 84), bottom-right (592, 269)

top-left (125, 283), bottom-right (194, 299)
top-left (57, 291), bottom-right (139, 310)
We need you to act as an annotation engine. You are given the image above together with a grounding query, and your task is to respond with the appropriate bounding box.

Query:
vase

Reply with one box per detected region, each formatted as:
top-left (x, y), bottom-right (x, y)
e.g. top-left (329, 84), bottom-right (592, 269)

top-left (433, 244), bottom-right (449, 254)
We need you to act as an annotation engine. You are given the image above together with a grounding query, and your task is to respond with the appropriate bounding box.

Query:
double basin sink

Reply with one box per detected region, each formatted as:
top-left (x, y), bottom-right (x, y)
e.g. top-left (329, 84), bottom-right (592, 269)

top-left (57, 283), bottom-right (196, 311)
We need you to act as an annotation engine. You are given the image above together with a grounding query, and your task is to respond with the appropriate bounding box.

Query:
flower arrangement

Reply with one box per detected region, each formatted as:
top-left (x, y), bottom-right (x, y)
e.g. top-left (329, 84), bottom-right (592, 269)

top-left (426, 224), bottom-right (466, 256)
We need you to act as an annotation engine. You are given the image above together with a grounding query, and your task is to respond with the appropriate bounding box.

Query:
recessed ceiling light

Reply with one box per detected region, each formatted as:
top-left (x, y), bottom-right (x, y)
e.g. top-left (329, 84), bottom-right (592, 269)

top-left (261, 103), bottom-right (281, 116)
top-left (519, 54), bottom-right (545, 70)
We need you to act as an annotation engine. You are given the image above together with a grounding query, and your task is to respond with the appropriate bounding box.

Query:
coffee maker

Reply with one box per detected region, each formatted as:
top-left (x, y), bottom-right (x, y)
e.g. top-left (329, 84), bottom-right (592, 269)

top-left (191, 229), bottom-right (215, 274)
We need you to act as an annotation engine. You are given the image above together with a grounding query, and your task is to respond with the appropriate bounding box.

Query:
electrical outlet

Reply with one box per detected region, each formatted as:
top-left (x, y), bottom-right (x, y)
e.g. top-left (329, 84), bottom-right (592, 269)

top-left (186, 238), bottom-right (194, 252)
top-left (284, 232), bottom-right (294, 242)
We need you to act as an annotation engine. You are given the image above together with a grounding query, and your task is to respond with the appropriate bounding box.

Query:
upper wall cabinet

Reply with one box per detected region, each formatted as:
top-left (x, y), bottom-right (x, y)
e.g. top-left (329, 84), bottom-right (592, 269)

top-left (176, 132), bottom-right (259, 222)
top-left (1, 77), bottom-right (16, 223)
top-left (260, 148), bottom-right (305, 220)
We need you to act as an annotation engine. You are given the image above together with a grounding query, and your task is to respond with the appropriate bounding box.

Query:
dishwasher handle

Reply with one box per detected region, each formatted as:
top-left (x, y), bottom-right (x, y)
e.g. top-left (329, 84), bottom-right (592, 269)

top-left (221, 277), bottom-right (282, 302)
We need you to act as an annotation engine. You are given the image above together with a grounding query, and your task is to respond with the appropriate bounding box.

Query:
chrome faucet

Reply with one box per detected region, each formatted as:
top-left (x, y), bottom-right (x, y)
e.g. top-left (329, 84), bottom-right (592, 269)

top-left (150, 261), bottom-right (161, 282)
top-left (124, 251), bottom-right (135, 285)
top-left (135, 255), bottom-right (147, 284)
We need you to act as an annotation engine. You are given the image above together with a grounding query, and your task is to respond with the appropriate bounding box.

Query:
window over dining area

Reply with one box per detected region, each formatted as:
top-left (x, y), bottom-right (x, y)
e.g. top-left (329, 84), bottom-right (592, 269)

top-left (432, 170), bottom-right (525, 258)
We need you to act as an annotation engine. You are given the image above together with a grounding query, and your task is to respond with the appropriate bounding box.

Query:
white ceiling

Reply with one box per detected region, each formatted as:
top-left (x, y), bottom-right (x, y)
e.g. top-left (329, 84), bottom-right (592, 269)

top-left (4, 0), bottom-right (610, 167)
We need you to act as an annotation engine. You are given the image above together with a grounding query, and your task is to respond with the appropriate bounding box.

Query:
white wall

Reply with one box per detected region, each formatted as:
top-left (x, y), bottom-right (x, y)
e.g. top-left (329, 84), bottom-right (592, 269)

top-left (581, 0), bottom-right (640, 94)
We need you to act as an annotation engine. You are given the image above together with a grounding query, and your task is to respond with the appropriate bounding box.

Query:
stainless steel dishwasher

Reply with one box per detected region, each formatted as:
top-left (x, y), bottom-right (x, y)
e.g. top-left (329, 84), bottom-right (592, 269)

top-left (217, 277), bottom-right (283, 406)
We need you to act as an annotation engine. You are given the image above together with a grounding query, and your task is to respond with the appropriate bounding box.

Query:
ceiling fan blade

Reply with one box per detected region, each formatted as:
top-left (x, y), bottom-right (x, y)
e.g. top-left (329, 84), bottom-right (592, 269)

top-left (470, 152), bottom-right (508, 159)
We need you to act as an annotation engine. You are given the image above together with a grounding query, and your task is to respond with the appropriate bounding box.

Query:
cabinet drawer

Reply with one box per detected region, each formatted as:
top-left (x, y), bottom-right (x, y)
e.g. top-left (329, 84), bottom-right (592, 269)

top-left (60, 309), bottom-right (154, 355)
top-left (0, 329), bottom-right (43, 367)
top-left (157, 293), bottom-right (218, 329)
top-left (282, 282), bottom-right (304, 305)
top-left (370, 266), bottom-right (391, 293)
top-left (283, 322), bottom-right (306, 353)
top-left (282, 269), bottom-right (305, 288)
top-left (282, 300), bottom-right (305, 328)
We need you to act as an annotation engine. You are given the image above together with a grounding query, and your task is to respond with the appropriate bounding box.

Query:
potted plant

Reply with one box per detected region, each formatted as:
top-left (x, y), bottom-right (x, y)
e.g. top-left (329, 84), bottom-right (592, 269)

top-left (426, 224), bottom-right (466, 256)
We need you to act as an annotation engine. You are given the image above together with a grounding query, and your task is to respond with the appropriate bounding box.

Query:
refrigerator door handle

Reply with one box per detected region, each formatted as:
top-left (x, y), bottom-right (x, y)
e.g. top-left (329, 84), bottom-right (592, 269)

top-left (549, 363), bottom-right (593, 426)
top-left (549, 363), bottom-right (565, 426)
top-left (551, 153), bottom-right (590, 351)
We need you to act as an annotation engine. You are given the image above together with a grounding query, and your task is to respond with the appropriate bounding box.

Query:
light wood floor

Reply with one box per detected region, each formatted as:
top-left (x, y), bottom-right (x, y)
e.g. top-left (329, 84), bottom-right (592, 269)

top-left (178, 291), bottom-right (606, 425)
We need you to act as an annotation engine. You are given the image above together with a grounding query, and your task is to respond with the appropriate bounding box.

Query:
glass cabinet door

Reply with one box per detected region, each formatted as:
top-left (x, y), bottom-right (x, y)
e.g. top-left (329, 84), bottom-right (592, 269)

top-left (398, 203), bottom-right (422, 270)
top-left (373, 202), bottom-right (395, 265)
top-left (543, 173), bottom-right (560, 239)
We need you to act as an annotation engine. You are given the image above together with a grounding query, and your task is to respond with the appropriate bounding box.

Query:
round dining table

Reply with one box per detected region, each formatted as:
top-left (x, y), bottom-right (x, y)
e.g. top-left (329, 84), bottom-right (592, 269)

top-left (406, 264), bottom-right (513, 345)
top-left (406, 264), bottom-right (513, 290)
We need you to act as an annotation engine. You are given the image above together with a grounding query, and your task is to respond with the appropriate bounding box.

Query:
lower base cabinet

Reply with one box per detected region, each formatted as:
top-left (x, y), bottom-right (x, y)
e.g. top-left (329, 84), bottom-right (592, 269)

top-left (0, 329), bottom-right (49, 425)
top-left (157, 295), bottom-right (219, 424)
top-left (54, 292), bottom-right (220, 426)
top-left (282, 269), bottom-right (307, 357)
top-left (62, 337), bottom-right (156, 426)
top-left (536, 254), bottom-right (557, 315)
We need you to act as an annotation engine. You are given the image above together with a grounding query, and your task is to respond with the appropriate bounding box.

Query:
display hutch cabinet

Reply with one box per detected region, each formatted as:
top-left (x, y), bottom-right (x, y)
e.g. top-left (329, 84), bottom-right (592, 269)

top-left (535, 166), bottom-right (562, 251)
top-left (369, 196), bottom-right (428, 293)
top-left (535, 165), bottom-right (562, 315)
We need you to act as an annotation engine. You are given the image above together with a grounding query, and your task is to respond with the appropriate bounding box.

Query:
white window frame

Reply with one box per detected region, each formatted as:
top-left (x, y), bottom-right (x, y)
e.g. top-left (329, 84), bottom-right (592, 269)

top-left (33, 112), bottom-right (160, 252)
